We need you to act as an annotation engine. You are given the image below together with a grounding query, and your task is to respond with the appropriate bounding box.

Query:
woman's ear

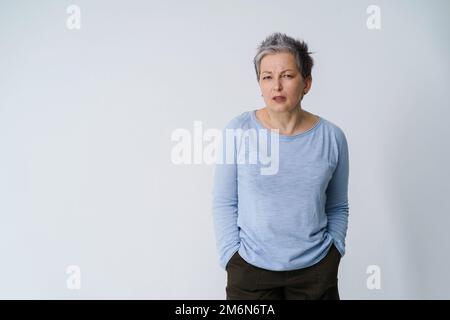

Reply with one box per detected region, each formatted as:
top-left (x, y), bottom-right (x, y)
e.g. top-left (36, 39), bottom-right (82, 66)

top-left (304, 76), bottom-right (313, 94)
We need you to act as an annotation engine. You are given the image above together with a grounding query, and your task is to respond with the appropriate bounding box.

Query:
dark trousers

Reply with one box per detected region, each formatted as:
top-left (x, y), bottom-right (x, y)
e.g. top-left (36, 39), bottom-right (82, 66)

top-left (225, 244), bottom-right (341, 300)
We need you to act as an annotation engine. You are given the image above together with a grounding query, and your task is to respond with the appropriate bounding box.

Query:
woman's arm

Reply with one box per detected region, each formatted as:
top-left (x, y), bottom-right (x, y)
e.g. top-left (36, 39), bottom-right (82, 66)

top-left (325, 129), bottom-right (350, 257)
top-left (212, 124), bottom-right (241, 270)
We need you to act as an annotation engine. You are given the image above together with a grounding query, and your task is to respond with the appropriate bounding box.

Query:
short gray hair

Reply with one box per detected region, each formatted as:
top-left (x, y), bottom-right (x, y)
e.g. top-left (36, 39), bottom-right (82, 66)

top-left (253, 32), bottom-right (314, 82)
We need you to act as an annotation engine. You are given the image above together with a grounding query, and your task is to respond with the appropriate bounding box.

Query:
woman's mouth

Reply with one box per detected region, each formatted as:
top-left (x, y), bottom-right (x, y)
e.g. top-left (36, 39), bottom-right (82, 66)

top-left (273, 96), bottom-right (286, 103)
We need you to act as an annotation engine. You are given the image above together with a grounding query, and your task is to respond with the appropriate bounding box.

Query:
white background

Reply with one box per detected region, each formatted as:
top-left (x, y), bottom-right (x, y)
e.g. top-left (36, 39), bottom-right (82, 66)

top-left (1, 0), bottom-right (449, 299)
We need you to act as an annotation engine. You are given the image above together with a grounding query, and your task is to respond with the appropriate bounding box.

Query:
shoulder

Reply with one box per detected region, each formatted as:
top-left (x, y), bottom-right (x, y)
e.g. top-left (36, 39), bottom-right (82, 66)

top-left (223, 110), bottom-right (253, 130)
top-left (319, 116), bottom-right (348, 143)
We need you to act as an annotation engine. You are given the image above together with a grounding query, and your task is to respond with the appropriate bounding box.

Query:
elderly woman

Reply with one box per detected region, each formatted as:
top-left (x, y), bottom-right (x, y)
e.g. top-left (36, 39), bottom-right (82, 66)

top-left (212, 32), bottom-right (349, 300)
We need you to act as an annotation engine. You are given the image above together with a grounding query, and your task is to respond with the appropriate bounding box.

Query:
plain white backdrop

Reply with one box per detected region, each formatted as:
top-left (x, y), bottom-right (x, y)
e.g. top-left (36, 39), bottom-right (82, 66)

top-left (0, 0), bottom-right (449, 299)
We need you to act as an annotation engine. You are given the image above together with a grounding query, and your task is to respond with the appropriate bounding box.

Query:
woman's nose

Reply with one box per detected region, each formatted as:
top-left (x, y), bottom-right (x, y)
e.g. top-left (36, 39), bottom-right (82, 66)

top-left (273, 79), bottom-right (282, 91)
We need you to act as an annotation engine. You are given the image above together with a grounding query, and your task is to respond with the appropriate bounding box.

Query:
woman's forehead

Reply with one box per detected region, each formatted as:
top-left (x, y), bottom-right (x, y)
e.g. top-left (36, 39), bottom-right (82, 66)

top-left (260, 52), bottom-right (297, 70)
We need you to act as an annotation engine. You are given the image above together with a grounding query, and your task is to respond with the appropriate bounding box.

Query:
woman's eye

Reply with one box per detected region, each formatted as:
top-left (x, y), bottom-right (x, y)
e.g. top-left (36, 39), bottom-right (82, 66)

top-left (262, 75), bottom-right (292, 80)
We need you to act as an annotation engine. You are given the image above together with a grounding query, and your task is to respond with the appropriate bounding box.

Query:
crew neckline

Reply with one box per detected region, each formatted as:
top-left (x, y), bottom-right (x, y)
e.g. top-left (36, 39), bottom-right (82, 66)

top-left (250, 109), bottom-right (323, 140)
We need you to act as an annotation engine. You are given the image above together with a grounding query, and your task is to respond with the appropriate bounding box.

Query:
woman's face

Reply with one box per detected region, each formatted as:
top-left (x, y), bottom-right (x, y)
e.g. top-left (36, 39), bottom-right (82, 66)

top-left (258, 52), bottom-right (311, 113)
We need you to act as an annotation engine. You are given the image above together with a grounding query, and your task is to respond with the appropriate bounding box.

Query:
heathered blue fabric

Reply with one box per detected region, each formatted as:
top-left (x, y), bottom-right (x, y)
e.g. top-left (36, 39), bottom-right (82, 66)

top-left (212, 110), bottom-right (349, 271)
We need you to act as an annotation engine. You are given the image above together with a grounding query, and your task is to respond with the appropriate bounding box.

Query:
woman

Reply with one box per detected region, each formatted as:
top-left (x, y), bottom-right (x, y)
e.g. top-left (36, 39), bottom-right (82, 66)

top-left (212, 32), bottom-right (349, 300)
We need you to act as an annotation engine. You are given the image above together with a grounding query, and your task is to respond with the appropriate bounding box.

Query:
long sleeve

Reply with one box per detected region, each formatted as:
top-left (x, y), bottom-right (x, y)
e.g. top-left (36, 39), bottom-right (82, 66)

top-left (211, 124), bottom-right (241, 270)
top-left (325, 130), bottom-right (350, 257)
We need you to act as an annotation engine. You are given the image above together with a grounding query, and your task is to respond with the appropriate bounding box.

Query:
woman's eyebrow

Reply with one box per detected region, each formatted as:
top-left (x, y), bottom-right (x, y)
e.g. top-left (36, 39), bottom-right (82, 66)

top-left (261, 69), bottom-right (295, 74)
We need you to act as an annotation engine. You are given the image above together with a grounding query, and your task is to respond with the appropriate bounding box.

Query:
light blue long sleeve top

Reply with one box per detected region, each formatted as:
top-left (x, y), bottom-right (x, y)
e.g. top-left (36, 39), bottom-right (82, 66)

top-left (212, 109), bottom-right (350, 271)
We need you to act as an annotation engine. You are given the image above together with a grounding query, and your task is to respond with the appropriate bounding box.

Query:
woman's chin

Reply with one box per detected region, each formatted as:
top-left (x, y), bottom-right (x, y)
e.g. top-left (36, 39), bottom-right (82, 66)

top-left (267, 104), bottom-right (295, 113)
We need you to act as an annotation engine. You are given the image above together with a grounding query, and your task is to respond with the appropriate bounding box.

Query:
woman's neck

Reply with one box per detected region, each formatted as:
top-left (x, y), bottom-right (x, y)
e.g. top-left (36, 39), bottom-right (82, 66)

top-left (260, 107), bottom-right (307, 136)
